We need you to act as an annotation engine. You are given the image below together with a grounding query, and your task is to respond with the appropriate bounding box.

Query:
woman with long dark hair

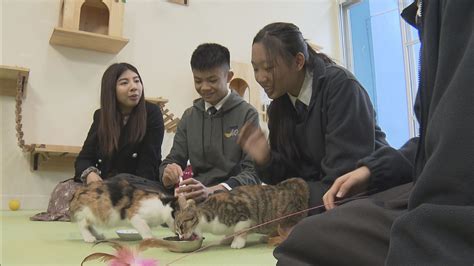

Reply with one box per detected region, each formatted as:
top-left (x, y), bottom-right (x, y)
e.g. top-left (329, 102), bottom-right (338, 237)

top-left (32, 63), bottom-right (164, 222)
top-left (75, 63), bottom-right (164, 184)
top-left (238, 22), bottom-right (387, 213)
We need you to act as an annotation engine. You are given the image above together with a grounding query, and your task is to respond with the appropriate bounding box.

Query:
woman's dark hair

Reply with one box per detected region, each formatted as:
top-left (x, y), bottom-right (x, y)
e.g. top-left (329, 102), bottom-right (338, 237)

top-left (253, 22), bottom-right (334, 162)
top-left (99, 63), bottom-right (147, 157)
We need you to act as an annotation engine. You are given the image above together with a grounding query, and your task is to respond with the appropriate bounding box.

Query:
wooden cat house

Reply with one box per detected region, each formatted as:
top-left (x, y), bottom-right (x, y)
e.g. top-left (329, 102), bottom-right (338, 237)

top-left (50, 0), bottom-right (129, 54)
top-left (230, 61), bottom-right (268, 122)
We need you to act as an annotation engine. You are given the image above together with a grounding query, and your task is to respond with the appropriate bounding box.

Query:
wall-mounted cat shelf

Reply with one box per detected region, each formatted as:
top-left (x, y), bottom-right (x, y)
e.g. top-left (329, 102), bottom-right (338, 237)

top-left (0, 65), bottom-right (29, 98)
top-left (15, 96), bottom-right (180, 170)
top-left (307, 40), bottom-right (323, 52)
top-left (50, 0), bottom-right (129, 54)
top-left (230, 61), bottom-right (268, 122)
top-left (31, 144), bottom-right (82, 170)
top-left (169, 0), bottom-right (188, 6)
top-left (146, 97), bottom-right (181, 133)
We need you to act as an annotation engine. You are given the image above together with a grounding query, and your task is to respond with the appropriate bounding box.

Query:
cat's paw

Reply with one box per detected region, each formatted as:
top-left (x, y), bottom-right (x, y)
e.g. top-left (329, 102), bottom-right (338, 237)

top-left (95, 234), bottom-right (106, 240)
top-left (83, 236), bottom-right (97, 243)
top-left (259, 235), bottom-right (269, 243)
top-left (140, 233), bottom-right (154, 239)
top-left (230, 237), bottom-right (246, 249)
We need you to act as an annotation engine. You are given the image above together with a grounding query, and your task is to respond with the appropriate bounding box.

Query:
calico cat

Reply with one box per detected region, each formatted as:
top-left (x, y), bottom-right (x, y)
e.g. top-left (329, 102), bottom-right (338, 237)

top-left (69, 178), bottom-right (177, 243)
top-left (174, 178), bottom-right (309, 249)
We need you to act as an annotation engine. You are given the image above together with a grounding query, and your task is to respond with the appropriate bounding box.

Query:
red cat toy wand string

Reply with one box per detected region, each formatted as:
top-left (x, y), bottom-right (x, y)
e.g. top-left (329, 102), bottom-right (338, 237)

top-left (165, 190), bottom-right (376, 265)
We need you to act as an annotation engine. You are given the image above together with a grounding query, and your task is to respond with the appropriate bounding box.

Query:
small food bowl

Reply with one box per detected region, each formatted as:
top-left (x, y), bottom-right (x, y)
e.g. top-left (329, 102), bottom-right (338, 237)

top-left (162, 236), bottom-right (204, 253)
top-left (116, 229), bottom-right (143, 241)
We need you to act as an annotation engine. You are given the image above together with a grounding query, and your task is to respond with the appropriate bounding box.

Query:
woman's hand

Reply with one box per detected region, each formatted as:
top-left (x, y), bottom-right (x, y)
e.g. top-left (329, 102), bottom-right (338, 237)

top-left (86, 172), bottom-right (103, 184)
top-left (175, 178), bottom-right (220, 202)
top-left (323, 166), bottom-right (371, 210)
top-left (163, 163), bottom-right (183, 188)
top-left (237, 123), bottom-right (270, 165)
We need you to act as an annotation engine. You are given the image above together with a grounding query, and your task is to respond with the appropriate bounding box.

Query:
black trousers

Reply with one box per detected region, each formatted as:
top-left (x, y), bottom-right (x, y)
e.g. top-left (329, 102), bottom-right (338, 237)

top-left (306, 181), bottom-right (330, 216)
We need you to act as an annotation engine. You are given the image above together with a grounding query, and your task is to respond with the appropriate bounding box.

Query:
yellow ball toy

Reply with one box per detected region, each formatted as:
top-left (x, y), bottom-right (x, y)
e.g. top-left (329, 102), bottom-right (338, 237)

top-left (8, 199), bottom-right (21, 211)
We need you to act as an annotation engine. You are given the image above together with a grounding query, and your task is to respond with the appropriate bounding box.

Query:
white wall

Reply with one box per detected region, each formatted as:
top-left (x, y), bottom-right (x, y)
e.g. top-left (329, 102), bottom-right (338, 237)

top-left (0, 0), bottom-right (3, 212)
top-left (1, 0), bottom-right (341, 210)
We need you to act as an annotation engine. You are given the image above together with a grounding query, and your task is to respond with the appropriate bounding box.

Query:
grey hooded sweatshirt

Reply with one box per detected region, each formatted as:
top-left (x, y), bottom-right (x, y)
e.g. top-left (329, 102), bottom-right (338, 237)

top-left (159, 91), bottom-right (260, 189)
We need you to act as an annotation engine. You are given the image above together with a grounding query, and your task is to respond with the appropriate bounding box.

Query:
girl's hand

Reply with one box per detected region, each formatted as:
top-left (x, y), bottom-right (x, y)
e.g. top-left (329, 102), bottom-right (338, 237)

top-left (163, 163), bottom-right (183, 188)
top-left (323, 166), bottom-right (371, 210)
top-left (237, 123), bottom-right (270, 165)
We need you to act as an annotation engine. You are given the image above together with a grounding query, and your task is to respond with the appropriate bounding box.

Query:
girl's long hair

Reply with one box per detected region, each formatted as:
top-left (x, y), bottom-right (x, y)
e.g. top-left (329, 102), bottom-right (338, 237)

top-left (253, 22), bottom-right (334, 162)
top-left (98, 63), bottom-right (147, 157)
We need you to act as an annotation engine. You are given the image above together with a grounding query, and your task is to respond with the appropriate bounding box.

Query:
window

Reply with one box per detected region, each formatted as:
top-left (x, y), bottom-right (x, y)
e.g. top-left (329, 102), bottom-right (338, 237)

top-left (400, 0), bottom-right (420, 136)
top-left (339, 0), bottom-right (420, 148)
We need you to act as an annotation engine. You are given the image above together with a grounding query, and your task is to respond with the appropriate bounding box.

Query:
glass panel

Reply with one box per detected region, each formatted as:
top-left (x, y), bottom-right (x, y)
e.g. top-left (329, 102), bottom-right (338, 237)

top-left (369, 8), bottom-right (409, 148)
top-left (348, 0), bottom-right (377, 104)
top-left (370, 0), bottom-right (398, 14)
top-left (407, 42), bottom-right (420, 97)
top-left (407, 41), bottom-right (421, 134)
top-left (347, 0), bottom-right (410, 147)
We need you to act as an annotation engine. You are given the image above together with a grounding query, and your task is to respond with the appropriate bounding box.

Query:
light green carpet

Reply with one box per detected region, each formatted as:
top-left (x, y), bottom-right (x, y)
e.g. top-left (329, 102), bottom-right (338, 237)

top-left (1, 211), bottom-right (276, 266)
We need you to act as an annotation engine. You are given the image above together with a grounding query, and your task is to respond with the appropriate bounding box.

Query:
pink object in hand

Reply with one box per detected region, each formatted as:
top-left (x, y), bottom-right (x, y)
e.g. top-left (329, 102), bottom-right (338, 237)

top-left (175, 165), bottom-right (193, 190)
top-left (182, 165), bottom-right (193, 180)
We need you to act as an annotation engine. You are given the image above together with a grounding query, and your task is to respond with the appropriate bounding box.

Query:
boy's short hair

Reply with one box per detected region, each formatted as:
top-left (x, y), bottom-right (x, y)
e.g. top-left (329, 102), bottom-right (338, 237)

top-left (190, 43), bottom-right (230, 71)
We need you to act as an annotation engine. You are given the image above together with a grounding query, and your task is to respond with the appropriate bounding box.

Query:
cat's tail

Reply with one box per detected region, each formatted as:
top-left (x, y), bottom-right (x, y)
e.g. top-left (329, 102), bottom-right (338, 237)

top-left (267, 224), bottom-right (294, 246)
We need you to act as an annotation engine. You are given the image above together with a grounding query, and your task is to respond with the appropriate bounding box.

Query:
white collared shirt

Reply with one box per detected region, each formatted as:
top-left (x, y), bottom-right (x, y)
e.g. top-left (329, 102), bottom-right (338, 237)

top-left (205, 88), bottom-right (231, 112)
top-left (288, 70), bottom-right (313, 108)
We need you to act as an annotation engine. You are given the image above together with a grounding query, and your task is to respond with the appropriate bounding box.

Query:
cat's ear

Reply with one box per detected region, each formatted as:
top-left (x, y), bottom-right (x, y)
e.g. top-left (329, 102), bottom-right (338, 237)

top-left (160, 194), bottom-right (177, 205)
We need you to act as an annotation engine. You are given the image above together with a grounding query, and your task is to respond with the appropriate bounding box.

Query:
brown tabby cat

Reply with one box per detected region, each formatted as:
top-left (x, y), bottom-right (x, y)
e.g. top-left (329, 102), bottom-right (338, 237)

top-left (174, 178), bottom-right (309, 249)
top-left (69, 178), bottom-right (177, 243)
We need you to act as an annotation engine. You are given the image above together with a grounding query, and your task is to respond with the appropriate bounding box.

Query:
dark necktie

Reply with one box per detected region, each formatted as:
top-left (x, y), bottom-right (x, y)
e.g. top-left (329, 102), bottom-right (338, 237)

top-left (295, 99), bottom-right (307, 122)
top-left (207, 106), bottom-right (218, 116)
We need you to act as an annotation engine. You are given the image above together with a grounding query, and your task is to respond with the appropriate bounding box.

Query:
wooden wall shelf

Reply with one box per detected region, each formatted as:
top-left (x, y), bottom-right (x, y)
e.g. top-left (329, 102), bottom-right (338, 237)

top-left (146, 97), bottom-right (180, 133)
top-left (169, 0), bottom-right (189, 5)
top-left (31, 144), bottom-right (81, 170)
top-left (146, 97), bottom-right (169, 105)
top-left (0, 65), bottom-right (29, 98)
top-left (307, 40), bottom-right (323, 52)
top-left (50, 27), bottom-right (129, 54)
top-left (231, 61), bottom-right (268, 122)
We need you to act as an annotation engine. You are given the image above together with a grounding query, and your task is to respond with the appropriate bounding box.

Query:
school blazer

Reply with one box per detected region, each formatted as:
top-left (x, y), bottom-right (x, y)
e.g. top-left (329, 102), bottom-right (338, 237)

top-left (74, 102), bottom-right (164, 182)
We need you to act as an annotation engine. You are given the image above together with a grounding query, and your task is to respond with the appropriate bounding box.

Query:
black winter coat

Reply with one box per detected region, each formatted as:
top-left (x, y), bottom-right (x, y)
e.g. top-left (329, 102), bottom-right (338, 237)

top-left (386, 0), bottom-right (474, 264)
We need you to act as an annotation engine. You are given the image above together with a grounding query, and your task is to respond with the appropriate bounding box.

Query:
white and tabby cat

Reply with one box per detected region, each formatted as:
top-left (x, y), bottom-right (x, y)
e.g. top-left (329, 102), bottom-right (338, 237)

top-left (174, 178), bottom-right (309, 249)
top-left (69, 178), bottom-right (177, 243)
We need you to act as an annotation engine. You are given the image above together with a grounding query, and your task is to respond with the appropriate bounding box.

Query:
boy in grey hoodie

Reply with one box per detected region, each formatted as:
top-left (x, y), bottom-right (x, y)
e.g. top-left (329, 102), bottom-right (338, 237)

top-left (159, 43), bottom-right (260, 202)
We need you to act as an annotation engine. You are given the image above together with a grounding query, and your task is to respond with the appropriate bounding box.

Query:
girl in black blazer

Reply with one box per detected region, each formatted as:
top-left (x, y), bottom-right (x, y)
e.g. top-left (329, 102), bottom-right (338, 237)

top-left (238, 22), bottom-right (387, 214)
top-left (74, 63), bottom-right (164, 184)
top-left (32, 63), bottom-right (164, 221)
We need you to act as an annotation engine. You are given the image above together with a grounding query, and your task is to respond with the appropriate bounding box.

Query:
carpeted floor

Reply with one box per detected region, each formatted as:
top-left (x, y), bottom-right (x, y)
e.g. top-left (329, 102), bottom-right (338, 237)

top-left (1, 210), bottom-right (276, 266)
